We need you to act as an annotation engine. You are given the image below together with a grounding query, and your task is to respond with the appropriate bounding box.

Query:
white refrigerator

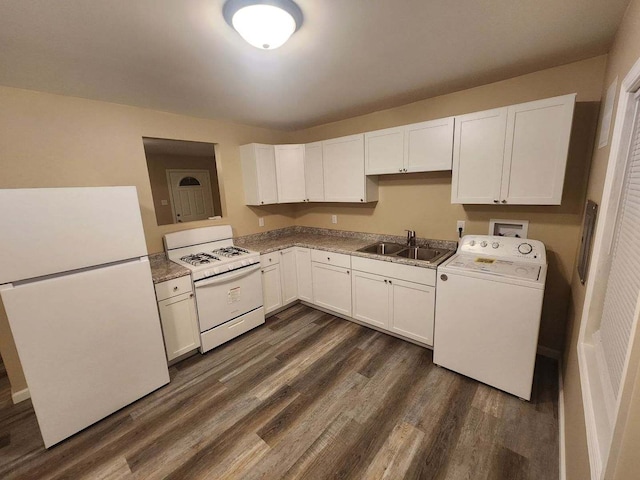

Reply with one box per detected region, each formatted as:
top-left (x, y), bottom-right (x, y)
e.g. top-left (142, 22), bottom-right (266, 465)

top-left (0, 187), bottom-right (170, 448)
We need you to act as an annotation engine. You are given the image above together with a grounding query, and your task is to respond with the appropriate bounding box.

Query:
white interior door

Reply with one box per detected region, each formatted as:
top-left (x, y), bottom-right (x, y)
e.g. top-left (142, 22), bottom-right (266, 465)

top-left (168, 170), bottom-right (214, 223)
top-left (0, 258), bottom-right (169, 447)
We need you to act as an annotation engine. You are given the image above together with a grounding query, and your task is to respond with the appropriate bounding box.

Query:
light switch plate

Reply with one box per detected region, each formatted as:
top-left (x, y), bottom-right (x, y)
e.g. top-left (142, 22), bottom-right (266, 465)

top-left (258, 217), bottom-right (265, 227)
top-left (160, 199), bottom-right (168, 206)
top-left (331, 215), bottom-right (338, 224)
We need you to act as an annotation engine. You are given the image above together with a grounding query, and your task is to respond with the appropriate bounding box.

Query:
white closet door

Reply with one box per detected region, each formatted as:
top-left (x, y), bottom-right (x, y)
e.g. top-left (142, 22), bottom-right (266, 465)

top-left (598, 99), bottom-right (640, 399)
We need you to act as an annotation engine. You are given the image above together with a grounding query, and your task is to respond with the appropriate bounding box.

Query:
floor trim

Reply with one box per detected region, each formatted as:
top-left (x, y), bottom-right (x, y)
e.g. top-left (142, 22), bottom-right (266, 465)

top-left (558, 360), bottom-right (567, 480)
top-left (12, 387), bottom-right (30, 404)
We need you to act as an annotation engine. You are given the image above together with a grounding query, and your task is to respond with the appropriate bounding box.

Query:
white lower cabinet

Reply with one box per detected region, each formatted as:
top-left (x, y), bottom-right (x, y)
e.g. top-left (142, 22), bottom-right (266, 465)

top-left (295, 247), bottom-right (313, 302)
top-left (155, 277), bottom-right (200, 362)
top-left (389, 279), bottom-right (435, 346)
top-left (261, 249), bottom-right (299, 316)
top-left (351, 256), bottom-right (436, 346)
top-left (311, 261), bottom-right (352, 317)
top-left (351, 270), bottom-right (390, 329)
top-left (279, 247), bottom-right (298, 305)
top-left (261, 262), bottom-right (282, 315)
top-left (258, 247), bottom-right (436, 347)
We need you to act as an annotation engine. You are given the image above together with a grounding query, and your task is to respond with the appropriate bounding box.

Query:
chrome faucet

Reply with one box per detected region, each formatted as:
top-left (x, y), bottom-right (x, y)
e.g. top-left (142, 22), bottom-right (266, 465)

top-left (406, 229), bottom-right (416, 247)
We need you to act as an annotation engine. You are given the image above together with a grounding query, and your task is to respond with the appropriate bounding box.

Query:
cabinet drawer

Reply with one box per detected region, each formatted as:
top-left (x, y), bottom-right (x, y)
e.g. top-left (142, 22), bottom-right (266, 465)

top-left (351, 255), bottom-right (436, 286)
top-left (260, 252), bottom-right (281, 267)
top-left (155, 275), bottom-right (193, 301)
top-left (311, 249), bottom-right (351, 268)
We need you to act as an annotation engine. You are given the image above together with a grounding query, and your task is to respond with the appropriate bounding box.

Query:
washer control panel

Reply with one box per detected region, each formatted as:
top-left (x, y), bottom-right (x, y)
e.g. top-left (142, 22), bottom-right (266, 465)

top-left (459, 235), bottom-right (546, 263)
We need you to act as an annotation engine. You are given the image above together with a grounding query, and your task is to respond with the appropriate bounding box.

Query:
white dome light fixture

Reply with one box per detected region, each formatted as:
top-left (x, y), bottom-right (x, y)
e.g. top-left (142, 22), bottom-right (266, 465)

top-left (223, 0), bottom-right (303, 50)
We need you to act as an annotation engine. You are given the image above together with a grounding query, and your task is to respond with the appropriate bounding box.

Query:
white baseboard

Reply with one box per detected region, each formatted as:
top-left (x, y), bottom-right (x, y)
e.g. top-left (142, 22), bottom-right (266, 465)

top-left (538, 345), bottom-right (562, 359)
top-left (12, 387), bottom-right (30, 404)
top-left (558, 360), bottom-right (567, 480)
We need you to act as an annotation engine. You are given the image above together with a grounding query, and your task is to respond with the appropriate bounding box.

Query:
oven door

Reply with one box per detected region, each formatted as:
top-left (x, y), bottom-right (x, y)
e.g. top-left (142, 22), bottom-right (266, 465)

top-left (193, 263), bottom-right (263, 332)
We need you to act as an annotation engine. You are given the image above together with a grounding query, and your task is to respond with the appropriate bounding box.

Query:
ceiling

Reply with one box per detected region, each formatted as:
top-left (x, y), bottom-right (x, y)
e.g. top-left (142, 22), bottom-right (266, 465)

top-left (0, 0), bottom-right (629, 130)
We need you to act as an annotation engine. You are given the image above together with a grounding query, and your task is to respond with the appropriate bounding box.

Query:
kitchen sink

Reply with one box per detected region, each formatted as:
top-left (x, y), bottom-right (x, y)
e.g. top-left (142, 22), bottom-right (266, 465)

top-left (357, 242), bottom-right (407, 255)
top-left (395, 247), bottom-right (448, 262)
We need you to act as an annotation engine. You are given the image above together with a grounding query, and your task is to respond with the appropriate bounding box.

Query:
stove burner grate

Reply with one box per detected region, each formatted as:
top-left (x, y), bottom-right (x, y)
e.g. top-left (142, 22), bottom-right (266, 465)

top-left (180, 252), bottom-right (220, 266)
top-left (211, 246), bottom-right (250, 258)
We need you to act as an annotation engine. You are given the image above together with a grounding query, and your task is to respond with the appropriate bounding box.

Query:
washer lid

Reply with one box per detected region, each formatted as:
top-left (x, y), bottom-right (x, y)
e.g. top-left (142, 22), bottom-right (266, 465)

top-left (443, 254), bottom-right (542, 281)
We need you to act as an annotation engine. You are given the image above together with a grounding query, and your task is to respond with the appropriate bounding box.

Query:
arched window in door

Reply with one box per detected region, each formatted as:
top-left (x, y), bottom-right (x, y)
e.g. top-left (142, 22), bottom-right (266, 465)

top-left (179, 176), bottom-right (201, 187)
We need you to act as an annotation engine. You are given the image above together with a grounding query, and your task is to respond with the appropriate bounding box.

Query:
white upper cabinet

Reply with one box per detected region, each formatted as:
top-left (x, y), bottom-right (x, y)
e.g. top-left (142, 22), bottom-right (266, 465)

top-left (405, 117), bottom-right (454, 172)
top-left (364, 118), bottom-right (454, 175)
top-left (240, 143), bottom-right (279, 205)
top-left (323, 134), bottom-right (378, 203)
top-left (304, 142), bottom-right (325, 202)
top-left (501, 95), bottom-right (576, 205)
top-left (274, 144), bottom-right (306, 203)
top-left (364, 127), bottom-right (405, 175)
top-left (451, 94), bottom-right (576, 205)
top-left (451, 108), bottom-right (508, 204)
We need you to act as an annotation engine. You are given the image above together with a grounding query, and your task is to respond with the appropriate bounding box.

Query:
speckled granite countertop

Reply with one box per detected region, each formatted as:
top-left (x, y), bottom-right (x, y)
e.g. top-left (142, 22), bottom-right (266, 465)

top-left (149, 252), bottom-right (190, 284)
top-left (149, 227), bottom-right (457, 283)
top-left (235, 226), bottom-right (457, 270)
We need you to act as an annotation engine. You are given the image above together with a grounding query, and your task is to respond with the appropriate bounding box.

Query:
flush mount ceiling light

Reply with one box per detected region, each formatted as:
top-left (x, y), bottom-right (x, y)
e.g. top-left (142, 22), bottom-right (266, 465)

top-left (223, 0), bottom-right (303, 50)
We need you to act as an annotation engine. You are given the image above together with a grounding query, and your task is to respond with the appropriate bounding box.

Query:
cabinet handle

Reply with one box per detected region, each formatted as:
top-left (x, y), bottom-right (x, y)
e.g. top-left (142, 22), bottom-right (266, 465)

top-left (261, 201), bottom-right (264, 204)
top-left (384, 279), bottom-right (388, 283)
top-left (493, 199), bottom-right (499, 203)
top-left (327, 257), bottom-right (331, 261)
top-left (261, 270), bottom-right (264, 274)
top-left (360, 199), bottom-right (364, 202)
top-left (388, 280), bottom-right (392, 284)
top-left (399, 168), bottom-right (403, 172)
top-left (173, 286), bottom-right (179, 292)
top-left (403, 168), bottom-right (407, 173)
top-left (501, 199), bottom-right (507, 204)
top-left (190, 293), bottom-right (194, 298)
top-left (347, 270), bottom-right (350, 275)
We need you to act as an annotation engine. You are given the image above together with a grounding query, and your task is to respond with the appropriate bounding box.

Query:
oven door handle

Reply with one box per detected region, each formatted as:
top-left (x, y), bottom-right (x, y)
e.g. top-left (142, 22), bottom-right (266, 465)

top-left (194, 264), bottom-right (261, 288)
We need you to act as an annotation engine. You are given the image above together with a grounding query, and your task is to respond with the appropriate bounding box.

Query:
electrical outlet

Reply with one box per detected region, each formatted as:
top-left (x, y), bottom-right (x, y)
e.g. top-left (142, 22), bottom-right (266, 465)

top-left (258, 217), bottom-right (265, 227)
top-left (457, 220), bottom-right (465, 235)
top-left (331, 215), bottom-right (338, 224)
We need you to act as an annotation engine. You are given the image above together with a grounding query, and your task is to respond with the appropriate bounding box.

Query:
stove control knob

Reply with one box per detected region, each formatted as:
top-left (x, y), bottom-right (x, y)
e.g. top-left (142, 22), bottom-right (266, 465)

top-left (492, 242), bottom-right (499, 249)
top-left (480, 241), bottom-right (488, 247)
top-left (518, 243), bottom-right (533, 255)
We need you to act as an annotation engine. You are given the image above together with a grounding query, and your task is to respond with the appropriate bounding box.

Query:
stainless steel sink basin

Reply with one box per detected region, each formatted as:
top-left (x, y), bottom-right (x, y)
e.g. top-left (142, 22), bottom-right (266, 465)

top-left (357, 242), bottom-right (407, 255)
top-left (395, 247), bottom-right (448, 262)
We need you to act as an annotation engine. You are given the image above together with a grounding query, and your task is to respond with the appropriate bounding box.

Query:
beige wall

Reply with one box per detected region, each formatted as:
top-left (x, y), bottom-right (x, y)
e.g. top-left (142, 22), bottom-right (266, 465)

top-left (291, 56), bottom-right (607, 353)
top-left (0, 86), bottom-right (295, 394)
top-left (562, 0), bottom-right (640, 479)
top-left (145, 153), bottom-right (222, 226)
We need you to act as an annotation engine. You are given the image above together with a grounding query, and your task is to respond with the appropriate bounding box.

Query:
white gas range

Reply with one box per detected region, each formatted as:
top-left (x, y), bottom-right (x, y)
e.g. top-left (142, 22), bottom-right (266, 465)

top-left (164, 225), bottom-right (264, 353)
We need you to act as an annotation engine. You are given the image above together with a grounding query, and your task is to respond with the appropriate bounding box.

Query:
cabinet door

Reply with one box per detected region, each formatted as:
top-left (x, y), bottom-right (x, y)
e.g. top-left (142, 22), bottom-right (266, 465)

top-left (279, 247), bottom-right (298, 305)
top-left (451, 108), bottom-right (507, 204)
top-left (351, 270), bottom-right (391, 329)
top-left (158, 292), bottom-right (200, 361)
top-left (501, 94), bottom-right (575, 205)
top-left (365, 127), bottom-right (405, 175)
top-left (255, 144), bottom-right (279, 205)
top-left (390, 279), bottom-right (435, 346)
top-left (275, 144), bottom-right (306, 203)
top-left (304, 142), bottom-right (325, 202)
top-left (311, 262), bottom-right (352, 316)
top-left (295, 247), bottom-right (313, 303)
top-left (261, 263), bottom-right (282, 315)
top-left (322, 134), bottom-right (366, 202)
top-left (405, 117), bottom-right (454, 172)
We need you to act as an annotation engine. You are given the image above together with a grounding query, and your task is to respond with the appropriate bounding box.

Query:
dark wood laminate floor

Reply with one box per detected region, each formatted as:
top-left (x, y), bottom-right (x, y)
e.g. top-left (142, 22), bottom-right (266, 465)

top-left (0, 304), bottom-right (559, 479)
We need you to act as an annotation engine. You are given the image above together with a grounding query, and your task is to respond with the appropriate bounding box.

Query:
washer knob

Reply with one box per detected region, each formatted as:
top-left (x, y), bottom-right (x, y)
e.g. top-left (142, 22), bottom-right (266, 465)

top-left (518, 243), bottom-right (533, 255)
top-left (480, 241), bottom-right (488, 247)
top-left (469, 240), bottom-right (476, 246)
top-left (492, 242), bottom-right (499, 249)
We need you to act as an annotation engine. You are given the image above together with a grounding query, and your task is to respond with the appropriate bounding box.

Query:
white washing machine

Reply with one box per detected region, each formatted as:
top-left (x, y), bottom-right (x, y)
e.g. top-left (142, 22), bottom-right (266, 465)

top-left (434, 235), bottom-right (547, 400)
